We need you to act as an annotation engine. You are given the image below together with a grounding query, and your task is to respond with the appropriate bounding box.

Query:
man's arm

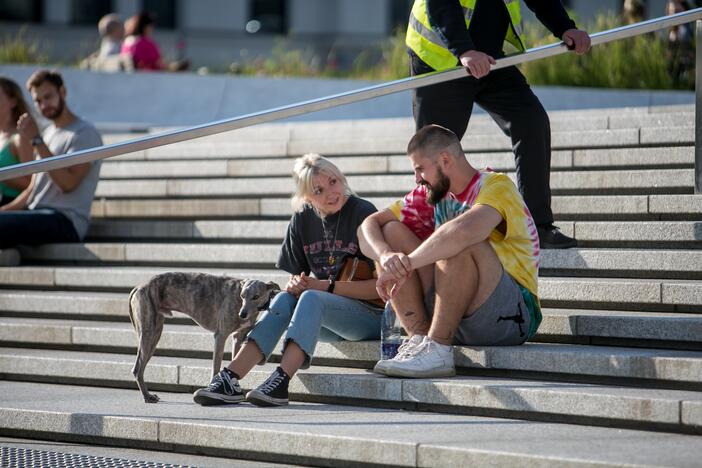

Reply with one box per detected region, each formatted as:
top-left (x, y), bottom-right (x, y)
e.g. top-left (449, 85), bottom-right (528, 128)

top-left (408, 204), bottom-right (502, 270)
top-left (523, 0), bottom-right (575, 39)
top-left (0, 175), bottom-right (35, 212)
top-left (358, 209), bottom-right (397, 262)
top-left (17, 114), bottom-right (92, 193)
top-left (426, 0), bottom-right (495, 78)
top-left (524, 0), bottom-right (590, 55)
top-left (426, 0), bottom-right (476, 58)
top-left (358, 208), bottom-right (413, 279)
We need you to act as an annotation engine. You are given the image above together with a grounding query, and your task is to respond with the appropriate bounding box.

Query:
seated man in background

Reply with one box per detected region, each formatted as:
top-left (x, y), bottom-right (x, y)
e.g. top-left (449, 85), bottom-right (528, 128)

top-left (98, 13), bottom-right (124, 58)
top-left (81, 13), bottom-right (131, 72)
top-left (358, 124), bottom-right (541, 378)
top-left (0, 69), bottom-right (103, 249)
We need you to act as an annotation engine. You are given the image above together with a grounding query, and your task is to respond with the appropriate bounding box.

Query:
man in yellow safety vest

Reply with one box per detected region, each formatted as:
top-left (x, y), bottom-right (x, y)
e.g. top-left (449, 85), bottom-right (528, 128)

top-left (406, 0), bottom-right (590, 249)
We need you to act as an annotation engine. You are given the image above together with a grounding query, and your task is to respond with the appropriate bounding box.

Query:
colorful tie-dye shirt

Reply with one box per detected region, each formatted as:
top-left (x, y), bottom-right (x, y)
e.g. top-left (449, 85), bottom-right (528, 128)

top-left (387, 170), bottom-right (540, 302)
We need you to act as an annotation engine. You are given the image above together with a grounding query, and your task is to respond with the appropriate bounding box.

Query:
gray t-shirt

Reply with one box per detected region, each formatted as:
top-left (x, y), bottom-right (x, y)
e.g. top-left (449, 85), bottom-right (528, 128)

top-left (28, 118), bottom-right (103, 240)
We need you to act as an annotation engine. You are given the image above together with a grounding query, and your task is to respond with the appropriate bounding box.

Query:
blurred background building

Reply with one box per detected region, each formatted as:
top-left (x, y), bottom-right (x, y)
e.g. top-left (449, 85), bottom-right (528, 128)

top-left (0, 0), bottom-right (681, 71)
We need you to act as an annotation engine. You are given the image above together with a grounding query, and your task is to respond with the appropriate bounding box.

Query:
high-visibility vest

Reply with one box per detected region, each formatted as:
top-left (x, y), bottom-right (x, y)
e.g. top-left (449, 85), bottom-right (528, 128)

top-left (406, 0), bottom-right (526, 71)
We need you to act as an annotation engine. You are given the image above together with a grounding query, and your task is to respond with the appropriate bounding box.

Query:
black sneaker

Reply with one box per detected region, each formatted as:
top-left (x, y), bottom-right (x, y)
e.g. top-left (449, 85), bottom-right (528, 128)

top-left (246, 367), bottom-right (290, 407)
top-left (537, 224), bottom-right (577, 249)
top-left (193, 368), bottom-right (245, 406)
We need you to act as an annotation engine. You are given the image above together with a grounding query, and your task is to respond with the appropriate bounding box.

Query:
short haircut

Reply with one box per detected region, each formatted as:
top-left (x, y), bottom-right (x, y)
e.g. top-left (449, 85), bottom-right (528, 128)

top-left (26, 69), bottom-right (64, 92)
top-left (98, 13), bottom-right (122, 37)
top-left (291, 153), bottom-right (354, 212)
top-left (407, 124), bottom-right (463, 160)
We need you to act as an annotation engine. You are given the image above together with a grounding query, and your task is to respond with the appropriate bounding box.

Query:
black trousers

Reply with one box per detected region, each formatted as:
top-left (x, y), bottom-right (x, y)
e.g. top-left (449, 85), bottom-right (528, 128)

top-left (411, 54), bottom-right (554, 226)
top-left (0, 208), bottom-right (79, 248)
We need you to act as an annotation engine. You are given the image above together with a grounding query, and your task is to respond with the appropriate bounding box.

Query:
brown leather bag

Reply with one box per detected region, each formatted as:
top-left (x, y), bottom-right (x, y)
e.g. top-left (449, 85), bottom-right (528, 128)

top-left (335, 257), bottom-right (385, 308)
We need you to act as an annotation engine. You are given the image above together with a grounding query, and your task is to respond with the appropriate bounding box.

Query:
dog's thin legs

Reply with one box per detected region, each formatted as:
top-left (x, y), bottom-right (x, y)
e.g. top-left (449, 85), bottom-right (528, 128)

top-left (212, 333), bottom-right (227, 378)
top-left (133, 312), bottom-right (165, 403)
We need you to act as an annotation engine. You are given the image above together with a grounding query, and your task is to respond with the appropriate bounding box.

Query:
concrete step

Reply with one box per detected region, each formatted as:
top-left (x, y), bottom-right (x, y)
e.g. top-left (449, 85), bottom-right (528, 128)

top-left (111, 111), bottom-right (693, 161)
top-left (89, 194), bottom-right (702, 220)
top-left (1, 266), bottom-right (701, 310)
top-left (2, 381), bottom-right (700, 467)
top-left (85, 219), bottom-right (702, 249)
top-left (2, 337), bottom-right (702, 388)
top-left (99, 147), bottom-right (693, 179)
top-left (121, 107), bottom-right (692, 139)
top-left (1, 305), bottom-right (700, 356)
top-left (87, 219), bottom-right (290, 241)
top-left (2, 350), bottom-right (702, 435)
top-left (16, 244), bottom-right (702, 280)
top-left (115, 127), bottom-right (680, 160)
top-left (93, 169), bottom-right (695, 198)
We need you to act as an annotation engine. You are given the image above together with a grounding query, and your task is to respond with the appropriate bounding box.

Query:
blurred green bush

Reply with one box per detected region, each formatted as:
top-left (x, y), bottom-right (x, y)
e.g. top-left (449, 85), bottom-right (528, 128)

top-left (0, 28), bottom-right (48, 64)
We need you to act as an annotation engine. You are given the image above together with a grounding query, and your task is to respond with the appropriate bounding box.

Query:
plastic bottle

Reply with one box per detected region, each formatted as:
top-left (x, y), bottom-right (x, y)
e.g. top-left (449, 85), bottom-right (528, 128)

top-left (380, 303), bottom-right (402, 360)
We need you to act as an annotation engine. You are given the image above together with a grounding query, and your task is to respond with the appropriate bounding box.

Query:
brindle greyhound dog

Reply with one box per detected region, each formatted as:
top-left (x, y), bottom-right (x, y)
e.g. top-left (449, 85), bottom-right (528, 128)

top-left (128, 272), bottom-right (280, 403)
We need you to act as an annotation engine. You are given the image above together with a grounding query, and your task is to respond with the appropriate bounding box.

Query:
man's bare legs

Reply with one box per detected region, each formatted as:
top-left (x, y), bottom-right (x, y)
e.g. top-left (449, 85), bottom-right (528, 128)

top-left (379, 221), bottom-right (433, 336)
top-left (380, 238), bottom-right (503, 378)
top-left (429, 240), bottom-right (503, 345)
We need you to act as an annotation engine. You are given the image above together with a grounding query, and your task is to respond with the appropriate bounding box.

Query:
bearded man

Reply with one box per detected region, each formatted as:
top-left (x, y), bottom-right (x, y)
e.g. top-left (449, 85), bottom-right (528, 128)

top-left (358, 124), bottom-right (541, 378)
top-left (0, 69), bottom-right (103, 248)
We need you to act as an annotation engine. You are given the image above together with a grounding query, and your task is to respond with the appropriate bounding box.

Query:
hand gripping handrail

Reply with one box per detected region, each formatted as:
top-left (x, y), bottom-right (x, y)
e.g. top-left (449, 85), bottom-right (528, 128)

top-left (1, 8), bottom-right (701, 182)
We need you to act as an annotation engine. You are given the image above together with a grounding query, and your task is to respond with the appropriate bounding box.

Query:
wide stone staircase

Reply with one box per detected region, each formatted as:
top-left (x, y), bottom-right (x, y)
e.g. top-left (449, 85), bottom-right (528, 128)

top-left (1, 104), bottom-right (701, 467)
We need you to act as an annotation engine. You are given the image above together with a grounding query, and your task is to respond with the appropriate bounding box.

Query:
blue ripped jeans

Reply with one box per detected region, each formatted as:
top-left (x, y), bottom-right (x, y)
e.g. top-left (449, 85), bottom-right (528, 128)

top-left (246, 290), bottom-right (382, 369)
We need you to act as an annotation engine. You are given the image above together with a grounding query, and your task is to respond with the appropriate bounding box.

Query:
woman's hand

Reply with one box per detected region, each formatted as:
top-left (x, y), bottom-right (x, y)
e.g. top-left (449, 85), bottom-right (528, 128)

top-left (285, 273), bottom-right (306, 296)
top-left (285, 272), bottom-right (327, 296)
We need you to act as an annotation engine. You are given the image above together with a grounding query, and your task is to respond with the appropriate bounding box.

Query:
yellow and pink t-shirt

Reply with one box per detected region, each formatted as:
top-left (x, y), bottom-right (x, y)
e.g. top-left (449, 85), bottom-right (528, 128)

top-left (387, 170), bottom-right (541, 337)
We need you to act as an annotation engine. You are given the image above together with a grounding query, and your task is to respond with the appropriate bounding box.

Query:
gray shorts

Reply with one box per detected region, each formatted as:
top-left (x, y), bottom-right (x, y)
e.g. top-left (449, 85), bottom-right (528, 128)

top-left (425, 270), bottom-right (531, 346)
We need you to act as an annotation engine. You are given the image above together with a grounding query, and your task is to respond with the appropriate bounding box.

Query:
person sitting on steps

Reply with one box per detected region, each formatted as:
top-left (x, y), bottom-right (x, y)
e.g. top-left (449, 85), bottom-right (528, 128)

top-left (193, 154), bottom-right (383, 407)
top-left (358, 124), bottom-right (542, 378)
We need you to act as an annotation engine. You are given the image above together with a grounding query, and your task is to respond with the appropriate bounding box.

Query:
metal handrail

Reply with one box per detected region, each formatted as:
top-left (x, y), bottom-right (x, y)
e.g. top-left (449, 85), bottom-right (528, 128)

top-left (1, 7), bottom-right (701, 182)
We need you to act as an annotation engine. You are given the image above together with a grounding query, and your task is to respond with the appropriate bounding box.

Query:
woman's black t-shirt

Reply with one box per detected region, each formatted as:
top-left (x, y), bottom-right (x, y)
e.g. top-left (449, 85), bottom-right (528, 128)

top-left (276, 195), bottom-right (377, 280)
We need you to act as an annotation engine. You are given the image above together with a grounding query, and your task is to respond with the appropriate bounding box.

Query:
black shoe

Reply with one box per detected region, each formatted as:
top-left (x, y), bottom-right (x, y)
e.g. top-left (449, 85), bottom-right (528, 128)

top-left (193, 368), bottom-right (245, 406)
top-left (246, 367), bottom-right (290, 407)
top-left (537, 224), bottom-right (577, 249)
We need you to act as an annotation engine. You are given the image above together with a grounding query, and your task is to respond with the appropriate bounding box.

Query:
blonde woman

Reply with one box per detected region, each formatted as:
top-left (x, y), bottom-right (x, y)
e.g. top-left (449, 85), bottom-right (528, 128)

top-left (194, 154), bottom-right (383, 407)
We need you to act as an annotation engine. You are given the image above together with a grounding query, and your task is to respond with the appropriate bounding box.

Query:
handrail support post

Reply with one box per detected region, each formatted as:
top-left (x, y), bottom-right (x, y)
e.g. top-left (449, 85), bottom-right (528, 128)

top-left (696, 20), bottom-right (702, 193)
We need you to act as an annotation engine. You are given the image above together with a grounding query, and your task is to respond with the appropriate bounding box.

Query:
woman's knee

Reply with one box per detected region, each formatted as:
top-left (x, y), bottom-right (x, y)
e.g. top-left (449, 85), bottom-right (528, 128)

top-left (267, 291), bottom-right (296, 318)
top-left (296, 290), bottom-right (325, 315)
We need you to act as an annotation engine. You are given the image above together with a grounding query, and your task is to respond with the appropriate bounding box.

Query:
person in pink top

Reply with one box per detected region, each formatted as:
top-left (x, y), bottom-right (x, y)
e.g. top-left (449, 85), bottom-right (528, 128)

top-left (121, 12), bottom-right (164, 71)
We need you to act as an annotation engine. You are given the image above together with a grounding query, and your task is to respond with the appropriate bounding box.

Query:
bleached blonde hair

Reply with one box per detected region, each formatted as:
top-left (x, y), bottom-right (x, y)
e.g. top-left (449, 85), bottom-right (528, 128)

top-left (291, 153), bottom-right (354, 212)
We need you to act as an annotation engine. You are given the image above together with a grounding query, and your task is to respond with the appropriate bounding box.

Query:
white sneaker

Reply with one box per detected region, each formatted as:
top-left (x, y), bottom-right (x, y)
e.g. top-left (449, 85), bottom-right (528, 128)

top-left (373, 334), bottom-right (425, 375)
top-left (383, 336), bottom-right (455, 378)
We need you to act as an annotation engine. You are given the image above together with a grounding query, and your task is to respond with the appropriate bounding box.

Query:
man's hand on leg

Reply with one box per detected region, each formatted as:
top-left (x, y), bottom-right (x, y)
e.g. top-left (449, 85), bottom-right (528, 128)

top-left (382, 241), bottom-right (502, 379)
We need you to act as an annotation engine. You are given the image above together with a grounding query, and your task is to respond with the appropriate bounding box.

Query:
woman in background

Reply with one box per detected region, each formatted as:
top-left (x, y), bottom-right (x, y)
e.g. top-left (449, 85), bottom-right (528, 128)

top-left (0, 77), bottom-right (32, 206)
top-left (121, 11), bottom-right (165, 71)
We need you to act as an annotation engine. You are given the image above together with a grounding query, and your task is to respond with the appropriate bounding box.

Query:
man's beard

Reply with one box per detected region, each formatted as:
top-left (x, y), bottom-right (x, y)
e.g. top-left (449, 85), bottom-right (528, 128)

top-left (424, 168), bottom-right (451, 205)
top-left (42, 97), bottom-right (65, 120)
